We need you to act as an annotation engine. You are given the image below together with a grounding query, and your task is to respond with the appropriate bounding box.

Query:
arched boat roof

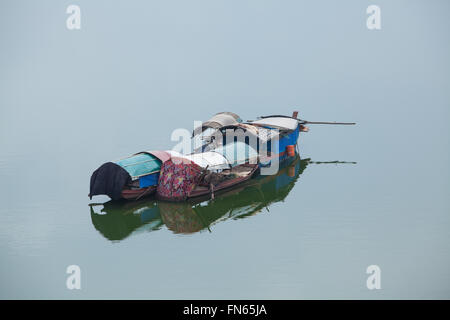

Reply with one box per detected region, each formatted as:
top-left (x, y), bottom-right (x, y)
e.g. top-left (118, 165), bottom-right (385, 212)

top-left (193, 112), bottom-right (242, 136)
top-left (248, 116), bottom-right (299, 131)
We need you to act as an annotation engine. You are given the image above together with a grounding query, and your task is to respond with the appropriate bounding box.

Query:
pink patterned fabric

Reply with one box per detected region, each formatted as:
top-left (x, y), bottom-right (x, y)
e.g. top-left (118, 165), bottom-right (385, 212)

top-left (156, 157), bottom-right (203, 201)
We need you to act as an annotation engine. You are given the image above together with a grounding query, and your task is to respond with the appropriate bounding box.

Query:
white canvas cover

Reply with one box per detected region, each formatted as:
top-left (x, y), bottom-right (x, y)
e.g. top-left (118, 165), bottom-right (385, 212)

top-left (212, 141), bottom-right (258, 166)
top-left (184, 152), bottom-right (230, 170)
top-left (250, 117), bottom-right (298, 131)
top-left (166, 141), bottom-right (257, 171)
top-left (165, 150), bottom-right (230, 171)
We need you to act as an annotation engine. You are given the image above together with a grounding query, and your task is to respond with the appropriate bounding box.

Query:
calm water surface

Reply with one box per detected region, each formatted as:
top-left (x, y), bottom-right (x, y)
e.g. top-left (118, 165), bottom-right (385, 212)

top-left (1, 1), bottom-right (449, 299)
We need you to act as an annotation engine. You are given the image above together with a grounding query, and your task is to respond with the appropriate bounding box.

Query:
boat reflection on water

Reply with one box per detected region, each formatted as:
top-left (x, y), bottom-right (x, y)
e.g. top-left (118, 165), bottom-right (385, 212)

top-left (90, 156), bottom-right (349, 241)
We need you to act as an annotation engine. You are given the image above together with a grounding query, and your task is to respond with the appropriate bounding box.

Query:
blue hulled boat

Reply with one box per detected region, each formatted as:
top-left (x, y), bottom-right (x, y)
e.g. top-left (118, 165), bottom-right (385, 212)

top-left (89, 111), bottom-right (310, 201)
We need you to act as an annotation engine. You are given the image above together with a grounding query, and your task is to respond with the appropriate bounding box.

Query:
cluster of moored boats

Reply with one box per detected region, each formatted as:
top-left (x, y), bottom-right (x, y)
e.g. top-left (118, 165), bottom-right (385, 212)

top-left (89, 111), bottom-right (352, 202)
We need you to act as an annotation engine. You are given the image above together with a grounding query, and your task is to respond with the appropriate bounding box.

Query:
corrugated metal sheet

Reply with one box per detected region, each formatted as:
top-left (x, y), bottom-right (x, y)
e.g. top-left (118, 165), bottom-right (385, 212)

top-left (115, 153), bottom-right (161, 179)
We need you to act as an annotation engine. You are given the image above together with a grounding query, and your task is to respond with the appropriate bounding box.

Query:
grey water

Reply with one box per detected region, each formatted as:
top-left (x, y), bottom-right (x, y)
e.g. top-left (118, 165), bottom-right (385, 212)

top-left (1, 0), bottom-right (449, 299)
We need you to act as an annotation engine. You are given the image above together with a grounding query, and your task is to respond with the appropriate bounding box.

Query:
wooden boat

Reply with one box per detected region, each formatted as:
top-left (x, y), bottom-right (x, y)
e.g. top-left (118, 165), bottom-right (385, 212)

top-left (155, 157), bottom-right (260, 202)
top-left (117, 150), bottom-right (171, 200)
top-left (118, 147), bottom-right (261, 201)
top-left (89, 110), bottom-right (353, 202)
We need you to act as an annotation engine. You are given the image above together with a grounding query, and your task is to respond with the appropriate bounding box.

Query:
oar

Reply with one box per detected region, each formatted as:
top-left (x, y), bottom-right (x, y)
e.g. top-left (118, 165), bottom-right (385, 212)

top-left (300, 120), bottom-right (356, 125)
top-left (255, 114), bottom-right (356, 125)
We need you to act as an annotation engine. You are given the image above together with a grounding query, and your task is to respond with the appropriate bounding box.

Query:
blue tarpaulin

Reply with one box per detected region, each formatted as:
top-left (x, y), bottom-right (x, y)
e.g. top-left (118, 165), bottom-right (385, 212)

top-left (139, 172), bottom-right (160, 188)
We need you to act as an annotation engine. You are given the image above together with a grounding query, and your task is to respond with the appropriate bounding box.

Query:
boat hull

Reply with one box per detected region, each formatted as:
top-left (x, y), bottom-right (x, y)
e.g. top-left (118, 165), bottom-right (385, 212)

top-left (121, 186), bottom-right (156, 200)
top-left (187, 164), bottom-right (259, 199)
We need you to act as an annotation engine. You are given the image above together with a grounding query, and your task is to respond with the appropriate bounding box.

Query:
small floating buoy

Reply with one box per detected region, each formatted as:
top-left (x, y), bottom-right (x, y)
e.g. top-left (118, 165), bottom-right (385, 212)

top-left (286, 145), bottom-right (295, 157)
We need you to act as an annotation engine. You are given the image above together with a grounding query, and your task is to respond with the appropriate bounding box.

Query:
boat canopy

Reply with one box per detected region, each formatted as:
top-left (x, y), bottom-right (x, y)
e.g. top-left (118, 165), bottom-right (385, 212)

top-left (115, 153), bottom-right (161, 180)
top-left (213, 141), bottom-right (258, 166)
top-left (250, 117), bottom-right (299, 131)
top-left (184, 152), bottom-right (230, 171)
top-left (166, 150), bottom-right (230, 171)
top-left (193, 112), bottom-right (242, 136)
top-left (167, 141), bottom-right (258, 171)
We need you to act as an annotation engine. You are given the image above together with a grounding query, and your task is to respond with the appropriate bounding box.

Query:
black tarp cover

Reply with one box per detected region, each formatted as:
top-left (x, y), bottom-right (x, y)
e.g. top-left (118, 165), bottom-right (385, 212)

top-left (89, 162), bottom-right (132, 200)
